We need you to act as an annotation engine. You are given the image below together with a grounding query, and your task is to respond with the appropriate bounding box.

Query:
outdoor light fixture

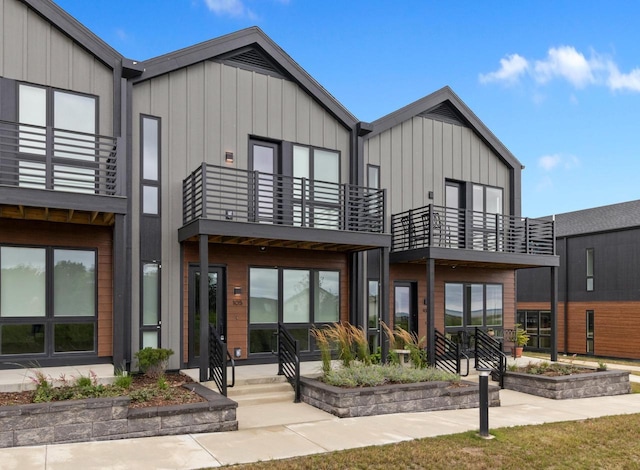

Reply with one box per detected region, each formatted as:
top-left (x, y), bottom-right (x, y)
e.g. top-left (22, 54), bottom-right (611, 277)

top-left (477, 368), bottom-right (494, 439)
top-left (233, 287), bottom-right (242, 296)
top-left (234, 347), bottom-right (242, 358)
top-left (225, 151), bottom-right (234, 163)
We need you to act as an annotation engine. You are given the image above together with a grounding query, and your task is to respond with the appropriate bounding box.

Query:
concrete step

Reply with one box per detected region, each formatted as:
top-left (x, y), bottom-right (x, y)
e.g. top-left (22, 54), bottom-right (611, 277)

top-left (231, 389), bottom-right (296, 407)
top-left (227, 382), bottom-right (293, 397)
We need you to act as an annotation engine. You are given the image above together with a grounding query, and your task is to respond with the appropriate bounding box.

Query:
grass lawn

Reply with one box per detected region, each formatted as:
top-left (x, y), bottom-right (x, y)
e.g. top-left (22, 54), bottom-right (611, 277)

top-left (226, 413), bottom-right (640, 469)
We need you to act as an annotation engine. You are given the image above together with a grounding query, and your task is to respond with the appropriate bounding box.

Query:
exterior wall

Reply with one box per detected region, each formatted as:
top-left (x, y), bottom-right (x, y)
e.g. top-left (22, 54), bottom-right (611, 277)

top-left (0, 0), bottom-right (114, 135)
top-left (182, 243), bottom-right (349, 363)
top-left (364, 116), bottom-right (511, 221)
top-left (518, 300), bottom-right (640, 360)
top-left (0, 219), bottom-right (113, 357)
top-left (131, 62), bottom-right (352, 366)
top-left (389, 264), bottom-right (516, 340)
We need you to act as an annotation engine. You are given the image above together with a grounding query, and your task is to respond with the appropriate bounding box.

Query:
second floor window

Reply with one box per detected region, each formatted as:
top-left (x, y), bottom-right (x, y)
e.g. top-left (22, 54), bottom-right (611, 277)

top-left (586, 248), bottom-right (594, 291)
top-left (18, 83), bottom-right (97, 192)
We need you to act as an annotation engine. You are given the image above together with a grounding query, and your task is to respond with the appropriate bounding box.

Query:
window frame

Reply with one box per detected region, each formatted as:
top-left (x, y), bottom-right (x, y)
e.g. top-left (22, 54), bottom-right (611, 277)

top-left (140, 115), bottom-right (161, 217)
top-left (0, 244), bottom-right (98, 357)
top-left (586, 248), bottom-right (594, 291)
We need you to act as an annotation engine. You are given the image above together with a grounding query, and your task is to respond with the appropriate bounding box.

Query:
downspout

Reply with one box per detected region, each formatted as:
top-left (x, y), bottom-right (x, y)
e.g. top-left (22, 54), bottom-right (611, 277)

top-left (563, 236), bottom-right (569, 354)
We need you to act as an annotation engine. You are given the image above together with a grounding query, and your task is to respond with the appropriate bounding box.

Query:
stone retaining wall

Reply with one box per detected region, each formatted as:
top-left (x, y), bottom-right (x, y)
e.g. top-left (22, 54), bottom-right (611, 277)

top-left (0, 383), bottom-right (237, 448)
top-left (300, 378), bottom-right (500, 418)
top-left (503, 369), bottom-right (630, 399)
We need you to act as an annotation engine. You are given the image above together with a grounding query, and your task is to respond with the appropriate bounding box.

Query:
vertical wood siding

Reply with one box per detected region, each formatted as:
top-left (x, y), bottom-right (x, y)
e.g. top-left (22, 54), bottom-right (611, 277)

top-left (0, 0), bottom-right (114, 135)
top-left (365, 117), bottom-right (511, 220)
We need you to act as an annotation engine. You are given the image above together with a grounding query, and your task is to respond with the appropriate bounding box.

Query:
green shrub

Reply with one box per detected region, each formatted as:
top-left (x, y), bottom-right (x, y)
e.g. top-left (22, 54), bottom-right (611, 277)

top-left (322, 363), bottom-right (459, 388)
top-left (114, 373), bottom-right (133, 389)
top-left (134, 347), bottom-right (174, 378)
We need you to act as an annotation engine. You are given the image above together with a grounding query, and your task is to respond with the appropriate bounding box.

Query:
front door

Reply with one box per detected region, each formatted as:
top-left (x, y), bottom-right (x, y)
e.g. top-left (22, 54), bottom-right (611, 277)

top-left (394, 282), bottom-right (418, 336)
top-left (188, 265), bottom-right (225, 368)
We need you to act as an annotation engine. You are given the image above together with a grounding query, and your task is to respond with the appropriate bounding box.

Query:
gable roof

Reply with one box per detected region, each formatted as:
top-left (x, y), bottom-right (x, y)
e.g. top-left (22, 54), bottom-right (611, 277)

top-left (365, 86), bottom-right (523, 172)
top-left (132, 27), bottom-right (358, 129)
top-left (20, 0), bottom-right (122, 69)
top-left (545, 200), bottom-right (640, 238)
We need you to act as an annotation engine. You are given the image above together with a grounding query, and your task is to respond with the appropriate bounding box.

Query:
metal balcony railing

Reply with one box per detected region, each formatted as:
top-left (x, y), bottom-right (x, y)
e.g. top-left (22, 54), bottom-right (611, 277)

top-left (0, 120), bottom-right (118, 196)
top-left (183, 163), bottom-right (386, 233)
top-left (391, 204), bottom-right (555, 256)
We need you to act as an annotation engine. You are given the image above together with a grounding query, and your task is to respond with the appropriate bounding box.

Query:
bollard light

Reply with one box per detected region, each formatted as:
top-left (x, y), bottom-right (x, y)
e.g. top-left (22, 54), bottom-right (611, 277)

top-left (477, 368), bottom-right (494, 439)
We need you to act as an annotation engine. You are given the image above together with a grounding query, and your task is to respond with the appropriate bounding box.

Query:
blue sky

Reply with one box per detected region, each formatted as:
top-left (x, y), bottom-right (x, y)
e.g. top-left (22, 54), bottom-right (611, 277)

top-left (56, 0), bottom-right (640, 217)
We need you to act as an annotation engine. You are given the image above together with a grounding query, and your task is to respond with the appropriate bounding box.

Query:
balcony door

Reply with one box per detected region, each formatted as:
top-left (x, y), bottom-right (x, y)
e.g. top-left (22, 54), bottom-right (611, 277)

top-left (445, 181), bottom-right (463, 247)
top-left (249, 140), bottom-right (280, 223)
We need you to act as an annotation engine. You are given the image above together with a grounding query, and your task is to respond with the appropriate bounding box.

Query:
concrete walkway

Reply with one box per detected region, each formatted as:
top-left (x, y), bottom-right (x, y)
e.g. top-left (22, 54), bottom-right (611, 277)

top-left (1, 356), bottom-right (639, 469)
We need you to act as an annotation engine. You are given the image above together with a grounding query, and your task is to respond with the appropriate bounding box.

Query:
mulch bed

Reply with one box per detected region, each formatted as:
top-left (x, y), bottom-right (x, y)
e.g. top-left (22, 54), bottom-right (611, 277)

top-left (0, 372), bottom-right (206, 409)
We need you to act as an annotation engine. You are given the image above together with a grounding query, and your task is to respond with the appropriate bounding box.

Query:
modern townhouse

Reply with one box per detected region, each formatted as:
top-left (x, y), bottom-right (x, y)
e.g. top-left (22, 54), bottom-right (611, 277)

top-left (0, 0), bottom-right (559, 385)
top-left (517, 200), bottom-right (640, 360)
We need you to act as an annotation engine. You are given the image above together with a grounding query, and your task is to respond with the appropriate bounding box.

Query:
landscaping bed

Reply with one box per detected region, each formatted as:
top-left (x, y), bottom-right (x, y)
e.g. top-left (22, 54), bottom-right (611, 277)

top-left (300, 377), bottom-right (500, 418)
top-left (503, 365), bottom-right (630, 399)
top-left (0, 371), bottom-right (238, 448)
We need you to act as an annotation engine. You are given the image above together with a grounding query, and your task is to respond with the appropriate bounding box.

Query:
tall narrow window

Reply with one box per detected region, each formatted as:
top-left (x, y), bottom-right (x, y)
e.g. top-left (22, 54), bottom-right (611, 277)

top-left (141, 263), bottom-right (160, 348)
top-left (586, 310), bottom-right (594, 354)
top-left (367, 164), bottom-right (380, 189)
top-left (141, 116), bottom-right (160, 215)
top-left (586, 248), bottom-right (594, 291)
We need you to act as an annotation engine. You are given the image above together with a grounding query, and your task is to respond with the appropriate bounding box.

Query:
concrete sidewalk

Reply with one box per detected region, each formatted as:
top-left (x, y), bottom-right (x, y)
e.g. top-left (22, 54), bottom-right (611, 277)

top-left (1, 378), bottom-right (640, 469)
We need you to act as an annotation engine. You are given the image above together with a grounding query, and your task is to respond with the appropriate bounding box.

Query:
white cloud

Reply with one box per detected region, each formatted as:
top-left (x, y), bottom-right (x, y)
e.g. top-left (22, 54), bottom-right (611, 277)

top-left (204, 0), bottom-right (253, 18)
top-left (538, 153), bottom-right (580, 171)
top-left (479, 54), bottom-right (529, 84)
top-left (533, 46), bottom-right (602, 88)
top-left (481, 45), bottom-right (640, 93)
top-left (538, 154), bottom-right (561, 171)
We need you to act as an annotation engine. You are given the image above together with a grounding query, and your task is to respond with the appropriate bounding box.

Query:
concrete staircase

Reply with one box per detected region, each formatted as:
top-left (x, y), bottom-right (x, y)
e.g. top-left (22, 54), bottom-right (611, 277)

top-left (226, 375), bottom-right (296, 406)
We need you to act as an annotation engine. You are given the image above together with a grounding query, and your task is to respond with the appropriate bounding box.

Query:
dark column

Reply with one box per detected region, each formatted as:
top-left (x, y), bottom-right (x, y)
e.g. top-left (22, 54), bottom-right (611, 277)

top-left (550, 265), bottom-right (558, 361)
top-left (348, 252), bottom-right (364, 328)
top-left (199, 235), bottom-right (209, 382)
top-left (427, 258), bottom-right (436, 366)
top-left (112, 214), bottom-right (129, 370)
top-left (379, 247), bottom-right (390, 363)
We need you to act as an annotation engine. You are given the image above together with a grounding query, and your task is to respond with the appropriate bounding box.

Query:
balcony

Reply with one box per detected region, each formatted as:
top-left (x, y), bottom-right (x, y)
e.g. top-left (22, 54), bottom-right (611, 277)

top-left (180, 163), bottom-right (389, 251)
top-left (0, 120), bottom-right (124, 220)
top-left (391, 204), bottom-right (557, 267)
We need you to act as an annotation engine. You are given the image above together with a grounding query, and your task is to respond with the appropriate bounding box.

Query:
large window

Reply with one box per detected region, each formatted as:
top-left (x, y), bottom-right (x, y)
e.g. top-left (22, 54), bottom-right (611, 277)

top-left (18, 83), bottom-right (98, 193)
top-left (249, 267), bottom-right (340, 354)
top-left (444, 283), bottom-right (503, 331)
top-left (0, 246), bottom-right (97, 356)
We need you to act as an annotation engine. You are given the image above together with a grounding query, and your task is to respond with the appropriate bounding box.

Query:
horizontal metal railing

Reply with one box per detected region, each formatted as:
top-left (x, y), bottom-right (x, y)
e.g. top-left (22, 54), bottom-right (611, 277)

top-left (391, 204), bottom-right (555, 256)
top-left (0, 120), bottom-right (118, 196)
top-left (183, 163), bottom-right (385, 233)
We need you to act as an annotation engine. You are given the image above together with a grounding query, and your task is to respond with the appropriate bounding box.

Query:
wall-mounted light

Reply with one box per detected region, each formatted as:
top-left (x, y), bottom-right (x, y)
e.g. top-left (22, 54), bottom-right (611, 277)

top-left (225, 151), bottom-right (234, 164)
top-left (428, 190), bottom-right (434, 200)
top-left (234, 347), bottom-right (242, 358)
top-left (233, 287), bottom-right (242, 296)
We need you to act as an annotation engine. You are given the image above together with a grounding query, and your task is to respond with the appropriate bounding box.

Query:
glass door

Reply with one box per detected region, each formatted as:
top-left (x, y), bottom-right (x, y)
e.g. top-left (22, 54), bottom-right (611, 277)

top-left (394, 282), bottom-right (418, 336)
top-left (249, 140), bottom-right (280, 223)
top-left (445, 182), bottom-right (462, 247)
top-left (188, 265), bottom-right (225, 368)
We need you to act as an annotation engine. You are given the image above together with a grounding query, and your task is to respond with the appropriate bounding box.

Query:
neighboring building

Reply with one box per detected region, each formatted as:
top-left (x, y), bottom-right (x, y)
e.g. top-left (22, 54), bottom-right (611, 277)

top-left (518, 200), bottom-right (640, 360)
top-left (0, 0), bottom-right (559, 376)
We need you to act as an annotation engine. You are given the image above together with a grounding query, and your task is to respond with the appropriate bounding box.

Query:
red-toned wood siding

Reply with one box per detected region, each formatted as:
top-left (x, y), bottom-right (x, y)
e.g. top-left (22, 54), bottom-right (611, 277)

top-left (0, 219), bottom-right (113, 357)
top-left (182, 243), bottom-right (349, 362)
top-left (390, 264), bottom-right (516, 340)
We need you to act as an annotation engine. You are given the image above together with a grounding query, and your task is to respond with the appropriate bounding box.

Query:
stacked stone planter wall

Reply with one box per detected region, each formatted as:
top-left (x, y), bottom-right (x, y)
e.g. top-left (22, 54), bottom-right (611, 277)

top-left (503, 369), bottom-right (630, 399)
top-left (0, 383), bottom-right (237, 448)
top-left (300, 377), bottom-right (500, 418)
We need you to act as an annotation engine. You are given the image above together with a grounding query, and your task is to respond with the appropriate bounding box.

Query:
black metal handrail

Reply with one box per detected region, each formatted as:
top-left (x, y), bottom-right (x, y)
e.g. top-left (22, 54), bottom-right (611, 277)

top-left (0, 119), bottom-right (119, 196)
top-left (475, 327), bottom-right (508, 388)
top-left (433, 329), bottom-right (469, 376)
top-left (208, 325), bottom-right (235, 396)
top-left (277, 323), bottom-right (301, 403)
top-left (391, 204), bottom-right (555, 256)
top-left (182, 163), bottom-right (385, 234)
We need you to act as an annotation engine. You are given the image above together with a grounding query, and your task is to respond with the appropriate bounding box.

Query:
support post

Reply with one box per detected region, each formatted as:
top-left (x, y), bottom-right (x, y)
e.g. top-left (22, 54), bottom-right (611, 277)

top-left (427, 258), bottom-right (436, 366)
top-left (550, 265), bottom-right (558, 362)
top-left (379, 247), bottom-right (390, 363)
top-left (199, 235), bottom-right (209, 382)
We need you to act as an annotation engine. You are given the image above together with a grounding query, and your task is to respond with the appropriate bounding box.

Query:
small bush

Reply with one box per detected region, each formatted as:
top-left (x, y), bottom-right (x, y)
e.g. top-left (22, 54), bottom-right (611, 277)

top-left (135, 347), bottom-right (174, 378)
top-left (114, 374), bottom-right (133, 389)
